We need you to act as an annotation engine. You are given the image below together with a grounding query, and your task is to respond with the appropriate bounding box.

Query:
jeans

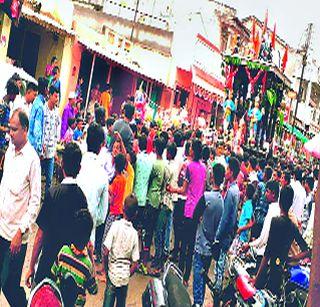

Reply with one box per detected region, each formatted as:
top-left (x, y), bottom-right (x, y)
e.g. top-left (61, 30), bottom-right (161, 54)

top-left (193, 252), bottom-right (212, 305)
top-left (154, 206), bottom-right (171, 267)
top-left (142, 204), bottom-right (160, 263)
top-left (41, 157), bottom-right (54, 193)
top-left (143, 204), bottom-right (160, 250)
top-left (172, 199), bottom-right (185, 260)
top-left (95, 223), bottom-right (105, 258)
top-left (179, 217), bottom-right (197, 282)
top-left (103, 277), bottom-right (128, 307)
top-left (0, 236), bottom-right (27, 307)
top-left (213, 249), bottom-right (228, 293)
top-left (164, 210), bottom-right (173, 256)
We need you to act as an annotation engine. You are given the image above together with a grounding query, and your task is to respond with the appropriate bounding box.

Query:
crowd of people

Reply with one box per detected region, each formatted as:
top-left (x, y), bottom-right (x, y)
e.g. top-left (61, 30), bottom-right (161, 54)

top-left (0, 66), bottom-right (317, 307)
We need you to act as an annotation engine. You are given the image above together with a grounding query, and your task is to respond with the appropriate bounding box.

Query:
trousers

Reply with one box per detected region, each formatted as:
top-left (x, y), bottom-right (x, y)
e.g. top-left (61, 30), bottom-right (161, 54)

top-left (0, 236), bottom-right (27, 307)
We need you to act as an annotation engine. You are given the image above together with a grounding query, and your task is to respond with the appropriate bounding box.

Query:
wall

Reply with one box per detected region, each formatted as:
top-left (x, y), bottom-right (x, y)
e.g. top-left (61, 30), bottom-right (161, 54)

top-left (59, 36), bottom-right (79, 113)
top-left (74, 4), bottom-right (173, 55)
top-left (74, 13), bottom-right (173, 87)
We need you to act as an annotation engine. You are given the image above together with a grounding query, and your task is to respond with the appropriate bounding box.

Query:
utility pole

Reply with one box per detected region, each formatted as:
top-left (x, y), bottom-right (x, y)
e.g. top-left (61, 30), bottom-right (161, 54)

top-left (130, 0), bottom-right (140, 41)
top-left (292, 23), bottom-right (313, 137)
top-left (304, 23), bottom-right (320, 307)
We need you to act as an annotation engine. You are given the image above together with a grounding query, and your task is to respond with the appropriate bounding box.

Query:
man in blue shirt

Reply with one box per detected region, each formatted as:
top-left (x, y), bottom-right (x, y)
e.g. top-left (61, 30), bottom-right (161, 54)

top-left (213, 157), bottom-right (240, 303)
top-left (192, 163), bottom-right (225, 307)
top-left (28, 77), bottom-right (49, 156)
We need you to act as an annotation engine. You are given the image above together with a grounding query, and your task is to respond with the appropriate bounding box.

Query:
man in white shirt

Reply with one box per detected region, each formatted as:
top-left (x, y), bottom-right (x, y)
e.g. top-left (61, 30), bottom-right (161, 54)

top-left (290, 168), bottom-right (307, 224)
top-left (246, 181), bottom-right (280, 257)
top-left (77, 123), bottom-right (109, 249)
top-left (12, 82), bottom-right (38, 118)
top-left (0, 109), bottom-right (41, 306)
top-left (41, 86), bottom-right (60, 193)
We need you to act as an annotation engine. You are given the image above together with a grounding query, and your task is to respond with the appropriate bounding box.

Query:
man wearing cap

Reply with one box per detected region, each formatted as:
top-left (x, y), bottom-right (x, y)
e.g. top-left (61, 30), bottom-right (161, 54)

top-left (60, 91), bottom-right (76, 140)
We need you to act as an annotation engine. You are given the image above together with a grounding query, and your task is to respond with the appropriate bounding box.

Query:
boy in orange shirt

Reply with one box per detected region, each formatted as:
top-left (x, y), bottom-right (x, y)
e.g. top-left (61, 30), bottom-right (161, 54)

top-left (103, 153), bottom-right (127, 242)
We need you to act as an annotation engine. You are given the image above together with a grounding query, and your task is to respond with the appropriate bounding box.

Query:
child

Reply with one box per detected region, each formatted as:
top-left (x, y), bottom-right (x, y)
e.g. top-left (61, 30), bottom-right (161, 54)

top-left (237, 183), bottom-right (255, 243)
top-left (63, 117), bottom-right (76, 144)
top-left (73, 118), bottom-right (84, 141)
top-left (103, 153), bottom-right (127, 242)
top-left (51, 209), bottom-right (98, 306)
top-left (106, 117), bottom-right (115, 150)
top-left (103, 194), bottom-right (139, 307)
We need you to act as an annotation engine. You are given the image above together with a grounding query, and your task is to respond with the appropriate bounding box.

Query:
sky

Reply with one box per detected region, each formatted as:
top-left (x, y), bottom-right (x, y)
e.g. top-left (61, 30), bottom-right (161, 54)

top-left (221, 0), bottom-right (320, 60)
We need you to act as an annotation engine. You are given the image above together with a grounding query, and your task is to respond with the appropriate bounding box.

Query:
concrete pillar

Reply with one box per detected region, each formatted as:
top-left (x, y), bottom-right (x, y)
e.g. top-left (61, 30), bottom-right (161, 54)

top-left (308, 175), bottom-right (320, 306)
top-left (0, 13), bottom-right (12, 63)
top-left (59, 35), bottom-right (74, 114)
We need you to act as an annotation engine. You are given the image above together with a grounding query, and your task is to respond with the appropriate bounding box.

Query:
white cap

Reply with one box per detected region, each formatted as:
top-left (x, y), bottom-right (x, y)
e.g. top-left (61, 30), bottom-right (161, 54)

top-left (68, 91), bottom-right (77, 99)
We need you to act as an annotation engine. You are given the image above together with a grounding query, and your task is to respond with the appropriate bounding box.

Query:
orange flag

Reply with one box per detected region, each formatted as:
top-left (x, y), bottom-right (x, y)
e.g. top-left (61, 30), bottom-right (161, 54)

top-left (271, 23), bottom-right (276, 49)
top-left (281, 45), bottom-right (289, 72)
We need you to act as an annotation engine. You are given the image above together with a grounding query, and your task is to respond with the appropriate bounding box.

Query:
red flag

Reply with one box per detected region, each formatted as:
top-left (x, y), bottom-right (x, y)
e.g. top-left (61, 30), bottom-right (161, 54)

top-left (281, 45), bottom-right (289, 72)
top-left (262, 10), bottom-right (268, 35)
top-left (253, 30), bottom-right (261, 58)
top-left (271, 23), bottom-right (276, 49)
top-left (252, 18), bottom-right (256, 42)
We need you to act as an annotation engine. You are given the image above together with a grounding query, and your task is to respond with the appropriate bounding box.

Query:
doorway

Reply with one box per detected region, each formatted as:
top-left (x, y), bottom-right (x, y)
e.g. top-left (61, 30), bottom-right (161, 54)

top-left (7, 20), bottom-right (40, 77)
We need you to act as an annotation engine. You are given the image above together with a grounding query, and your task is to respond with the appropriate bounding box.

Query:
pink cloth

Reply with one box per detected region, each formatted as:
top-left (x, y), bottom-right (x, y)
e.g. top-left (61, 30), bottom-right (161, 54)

top-left (45, 64), bottom-right (53, 77)
top-left (63, 128), bottom-right (74, 144)
top-left (30, 285), bottom-right (62, 307)
top-left (184, 161), bottom-right (206, 218)
top-left (304, 133), bottom-right (320, 159)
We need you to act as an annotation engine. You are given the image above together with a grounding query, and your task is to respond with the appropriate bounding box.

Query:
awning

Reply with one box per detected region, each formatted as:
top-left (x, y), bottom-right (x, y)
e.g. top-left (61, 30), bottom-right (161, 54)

top-left (79, 39), bottom-right (166, 86)
top-left (194, 84), bottom-right (223, 103)
top-left (283, 122), bottom-right (309, 143)
top-left (21, 6), bottom-right (74, 36)
top-left (175, 67), bottom-right (192, 91)
top-left (192, 65), bottom-right (225, 98)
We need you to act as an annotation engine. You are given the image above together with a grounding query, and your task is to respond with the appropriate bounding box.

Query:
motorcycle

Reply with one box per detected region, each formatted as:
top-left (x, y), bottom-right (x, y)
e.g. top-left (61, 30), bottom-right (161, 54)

top-left (203, 248), bottom-right (310, 307)
top-left (204, 254), bottom-right (276, 306)
top-left (281, 263), bottom-right (310, 306)
top-left (142, 261), bottom-right (192, 307)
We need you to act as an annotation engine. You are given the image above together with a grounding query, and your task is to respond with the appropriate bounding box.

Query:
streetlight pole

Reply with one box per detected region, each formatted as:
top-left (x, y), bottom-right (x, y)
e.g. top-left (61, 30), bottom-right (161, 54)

top-left (130, 0), bottom-right (140, 41)
top-left (292, 23), bottom-right (313, 137)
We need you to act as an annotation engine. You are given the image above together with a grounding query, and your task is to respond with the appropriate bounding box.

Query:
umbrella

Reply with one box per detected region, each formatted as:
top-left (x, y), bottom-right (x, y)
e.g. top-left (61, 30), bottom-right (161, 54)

top-left (304, 133), bottom-right (320, 159)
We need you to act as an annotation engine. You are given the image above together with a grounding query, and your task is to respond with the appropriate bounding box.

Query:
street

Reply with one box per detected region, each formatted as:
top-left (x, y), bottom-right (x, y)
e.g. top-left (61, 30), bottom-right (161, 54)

top-left (0, 227), bottom-right (214, 306)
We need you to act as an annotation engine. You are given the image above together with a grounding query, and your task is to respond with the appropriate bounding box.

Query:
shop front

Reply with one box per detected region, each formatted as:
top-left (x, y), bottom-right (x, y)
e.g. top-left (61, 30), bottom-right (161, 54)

top-left (78, 39), bottom-right (166, 117)
top-left (6, 5), bottom-right (75, 106)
